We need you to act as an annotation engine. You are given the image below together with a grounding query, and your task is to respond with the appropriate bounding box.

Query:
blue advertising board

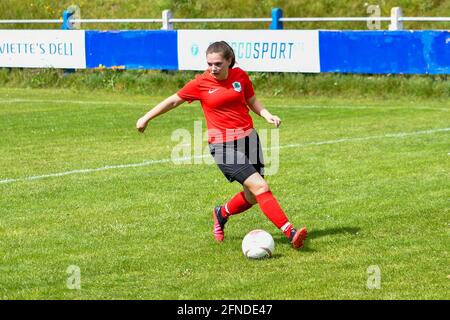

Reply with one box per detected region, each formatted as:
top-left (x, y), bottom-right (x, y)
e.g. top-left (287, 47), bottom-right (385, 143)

top-left (319, 30), bottom-right (450, 74)
top-left (85, 30), bottom-right (178, 70)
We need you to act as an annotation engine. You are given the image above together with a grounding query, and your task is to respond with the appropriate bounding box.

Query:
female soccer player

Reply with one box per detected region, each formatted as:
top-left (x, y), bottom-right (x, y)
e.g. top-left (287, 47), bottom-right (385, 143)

top-left (136, 41), bottom-right (307, 249)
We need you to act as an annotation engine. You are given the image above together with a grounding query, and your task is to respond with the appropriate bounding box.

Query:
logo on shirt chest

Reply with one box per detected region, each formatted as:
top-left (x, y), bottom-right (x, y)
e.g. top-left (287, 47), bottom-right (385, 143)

top-left (232, 81), bottom-right (242, 92)
top-left (206, 82), bottom-right (242, 96)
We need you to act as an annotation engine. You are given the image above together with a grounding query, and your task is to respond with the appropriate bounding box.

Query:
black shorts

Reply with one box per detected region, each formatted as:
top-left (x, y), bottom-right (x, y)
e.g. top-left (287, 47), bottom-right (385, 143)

top-left (209, 129), bottom-right (264, 184)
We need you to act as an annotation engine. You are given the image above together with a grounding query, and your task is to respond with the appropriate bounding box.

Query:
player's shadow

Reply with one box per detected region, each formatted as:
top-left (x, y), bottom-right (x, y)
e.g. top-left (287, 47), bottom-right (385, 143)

top-left (273, 226), bottom-right (361, 253)
top-left (308, 226), bottom-right (361, 240)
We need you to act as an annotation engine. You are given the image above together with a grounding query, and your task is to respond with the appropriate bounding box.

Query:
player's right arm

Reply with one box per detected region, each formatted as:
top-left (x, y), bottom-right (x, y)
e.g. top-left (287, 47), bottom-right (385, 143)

top-left (136, 94), bottom-right (185, 133)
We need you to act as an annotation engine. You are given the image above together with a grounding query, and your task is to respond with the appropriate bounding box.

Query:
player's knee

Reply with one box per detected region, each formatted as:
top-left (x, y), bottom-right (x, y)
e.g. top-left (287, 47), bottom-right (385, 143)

top-left (251, 181), bottom-right (270, 196)
top-left (244, 189), bottom-right (257, 204)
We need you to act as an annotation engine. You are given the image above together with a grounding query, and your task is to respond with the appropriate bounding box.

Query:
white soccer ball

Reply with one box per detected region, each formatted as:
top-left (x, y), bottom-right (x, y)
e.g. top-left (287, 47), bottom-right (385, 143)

top-left (242, 229), bottom-right (275, 259)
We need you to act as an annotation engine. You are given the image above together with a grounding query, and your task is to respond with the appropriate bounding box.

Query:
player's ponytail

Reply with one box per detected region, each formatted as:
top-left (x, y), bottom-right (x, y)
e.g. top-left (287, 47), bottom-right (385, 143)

top-left (206, 41), bottom-right (236, 68)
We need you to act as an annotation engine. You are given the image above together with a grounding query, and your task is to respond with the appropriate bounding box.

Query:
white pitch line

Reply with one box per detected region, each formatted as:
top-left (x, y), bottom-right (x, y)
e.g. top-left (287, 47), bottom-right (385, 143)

top-left (278, 105), bottom-right (449, 112)
top-left (0, 98), bottom-right (145, 107)
top-left (0, 98), bottom-right (448, 112)
top-left (279, 128), bottom-right (450, 149)
top-left (0, 127), bottom-right (449, 185)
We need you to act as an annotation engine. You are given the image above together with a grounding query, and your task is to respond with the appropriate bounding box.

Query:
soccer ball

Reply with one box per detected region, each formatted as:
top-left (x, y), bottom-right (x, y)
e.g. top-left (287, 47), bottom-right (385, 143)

top-left (242, 229), bottom-right (275, 259)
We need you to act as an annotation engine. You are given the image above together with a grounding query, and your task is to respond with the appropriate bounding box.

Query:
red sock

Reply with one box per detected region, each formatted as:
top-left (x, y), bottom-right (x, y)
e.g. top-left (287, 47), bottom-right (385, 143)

top-left (255, 191), bottom-right (293, 238)
top-left (221, 191), bottom-right (253, 218)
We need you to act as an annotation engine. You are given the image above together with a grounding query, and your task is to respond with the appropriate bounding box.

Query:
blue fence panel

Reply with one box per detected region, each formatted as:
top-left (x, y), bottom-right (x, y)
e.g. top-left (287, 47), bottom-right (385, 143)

top-left (85, 30), bottom-right (178, 70)
top-left (319, 30), bottom-right (450, 74)
top-left (81, 30), bottom-right (450, 74)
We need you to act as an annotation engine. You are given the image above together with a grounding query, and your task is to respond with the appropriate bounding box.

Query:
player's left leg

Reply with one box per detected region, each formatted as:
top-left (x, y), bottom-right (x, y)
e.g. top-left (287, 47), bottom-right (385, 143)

top-left (212, 187), bottom-right (256, 242)
top-left (243, 185), bottom-right (257, 205)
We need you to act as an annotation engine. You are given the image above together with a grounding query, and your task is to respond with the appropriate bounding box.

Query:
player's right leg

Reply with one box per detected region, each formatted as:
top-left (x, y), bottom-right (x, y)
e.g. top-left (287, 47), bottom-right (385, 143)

top-left (243, 172), bottom-right (308, 250)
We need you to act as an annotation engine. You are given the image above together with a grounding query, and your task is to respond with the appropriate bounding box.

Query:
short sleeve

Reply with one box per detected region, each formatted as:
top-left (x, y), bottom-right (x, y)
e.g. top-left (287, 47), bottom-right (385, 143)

top-left (242, 71), bottom-right (255, 100)
top-left (177, 78), bottom-right (201, 103)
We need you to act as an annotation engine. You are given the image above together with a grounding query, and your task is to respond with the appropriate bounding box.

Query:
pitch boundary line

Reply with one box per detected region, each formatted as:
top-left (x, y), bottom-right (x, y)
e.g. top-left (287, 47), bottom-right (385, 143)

top-left (0, 98), bottom-right (448, 112)
top-left (0, 127), bottom-right (449, 185)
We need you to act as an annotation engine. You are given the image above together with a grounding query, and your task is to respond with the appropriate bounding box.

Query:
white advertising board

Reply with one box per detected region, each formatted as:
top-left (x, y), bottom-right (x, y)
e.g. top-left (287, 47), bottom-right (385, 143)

top-left (0, 30), bottom-right (86, 68)
top-left (178, 30), bottom-right (320, 73)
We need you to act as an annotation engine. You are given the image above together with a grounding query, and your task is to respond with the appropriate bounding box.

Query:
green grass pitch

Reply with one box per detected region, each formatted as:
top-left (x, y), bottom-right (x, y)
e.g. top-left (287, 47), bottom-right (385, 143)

top-left (0, 88), bottom-right (449, 299)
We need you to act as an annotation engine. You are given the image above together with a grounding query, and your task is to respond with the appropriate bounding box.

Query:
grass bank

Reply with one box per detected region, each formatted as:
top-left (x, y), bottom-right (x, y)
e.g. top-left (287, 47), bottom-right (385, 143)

top-left (0, 68), bottom-right (448, 100)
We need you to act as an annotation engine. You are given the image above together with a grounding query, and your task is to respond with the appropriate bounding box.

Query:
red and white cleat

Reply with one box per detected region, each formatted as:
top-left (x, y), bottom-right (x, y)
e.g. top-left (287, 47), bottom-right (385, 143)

top-left (290, 227), bottom-right (308, 249)
top-left (212, 206), bottom-right (227, 242)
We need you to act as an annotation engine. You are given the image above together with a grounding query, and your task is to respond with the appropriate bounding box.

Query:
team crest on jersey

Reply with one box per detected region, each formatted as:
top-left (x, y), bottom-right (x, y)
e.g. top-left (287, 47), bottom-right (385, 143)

top-left (232, 81), bottom-right (242, 92)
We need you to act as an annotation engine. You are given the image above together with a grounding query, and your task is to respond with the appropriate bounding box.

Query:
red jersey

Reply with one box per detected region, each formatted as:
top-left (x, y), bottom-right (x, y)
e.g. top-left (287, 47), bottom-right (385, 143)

top-left (177, 67), bottom-right (255, 143)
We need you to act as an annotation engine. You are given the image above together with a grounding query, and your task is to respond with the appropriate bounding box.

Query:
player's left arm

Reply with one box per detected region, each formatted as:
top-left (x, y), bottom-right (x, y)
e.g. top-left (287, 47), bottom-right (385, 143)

top-left (246, 95), bottom-right (281, 128)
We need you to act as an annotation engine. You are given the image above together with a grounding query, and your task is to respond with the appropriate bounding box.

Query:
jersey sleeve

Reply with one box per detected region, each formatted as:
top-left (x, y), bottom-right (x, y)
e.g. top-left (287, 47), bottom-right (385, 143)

top-left (242, 70), bottom-right (255, 100)
top-left (177, 78), bottom-right (201, 103)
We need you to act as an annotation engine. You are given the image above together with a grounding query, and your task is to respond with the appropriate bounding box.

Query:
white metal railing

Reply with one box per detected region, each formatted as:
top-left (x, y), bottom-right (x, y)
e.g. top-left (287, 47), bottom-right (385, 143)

top-left (0, 7), bottom-right (448, 31)
top-left (0, 19), bottom-right (62, 24)
top-left (167, 18), bottom-right (272, 23)
top-left (2, 17), bottom-right (449, 24)
top-left (280, 17), bottom-right (391, 22)
top-left (400, 17), bottom-right (450, 21)
top-left (4, 17), bottom-right (447, 23)
top-left (69, 19), bottom-right (163, 23)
